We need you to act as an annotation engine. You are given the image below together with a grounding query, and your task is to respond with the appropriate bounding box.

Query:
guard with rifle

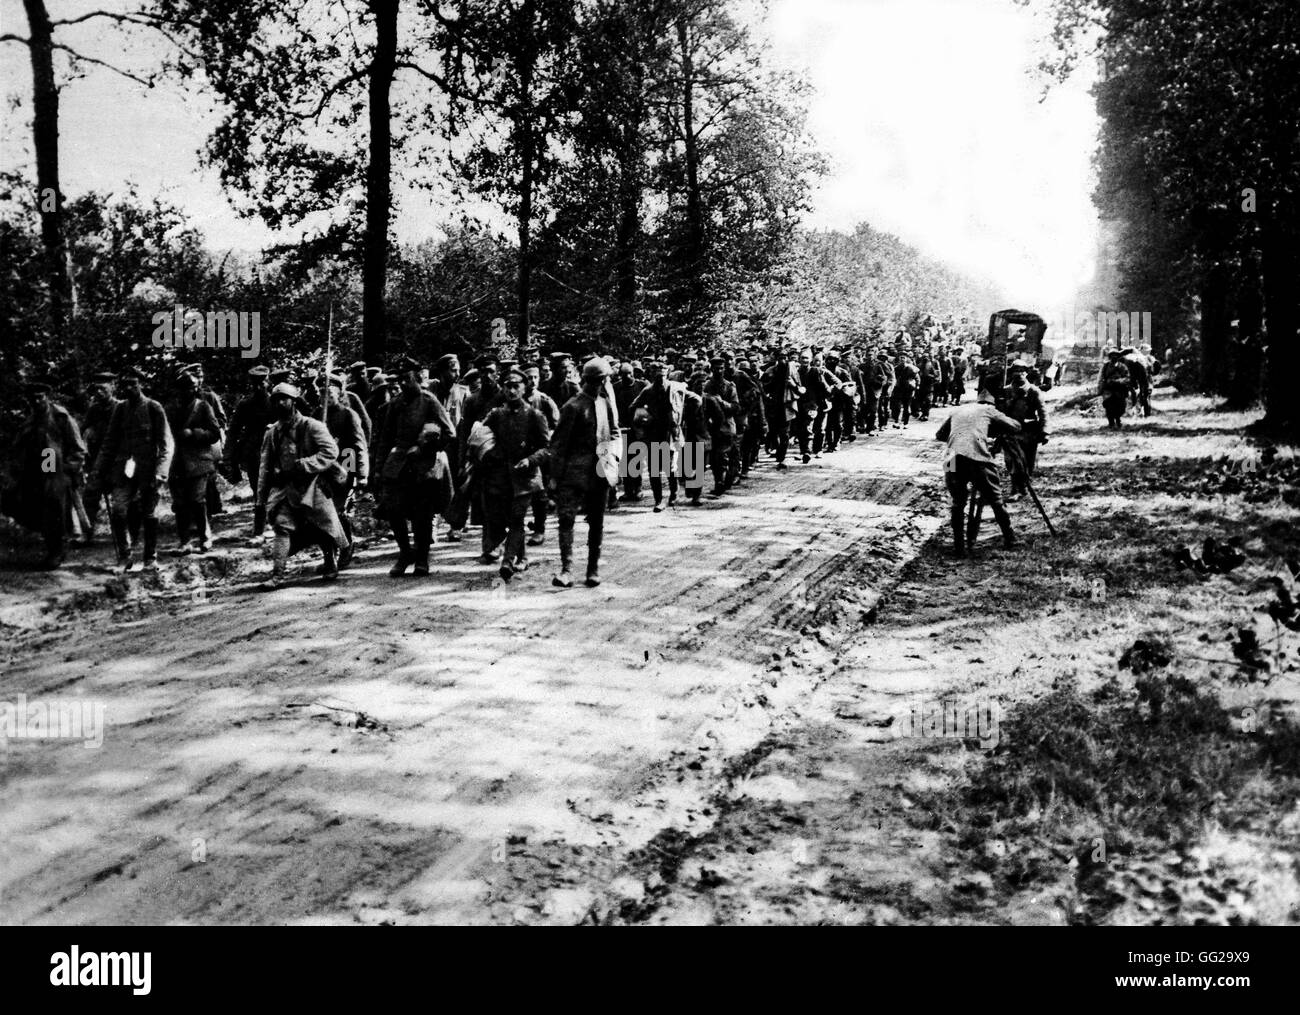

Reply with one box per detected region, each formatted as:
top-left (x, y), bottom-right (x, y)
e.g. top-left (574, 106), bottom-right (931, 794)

top-left (1000, 359), bottom-right (1048, 499)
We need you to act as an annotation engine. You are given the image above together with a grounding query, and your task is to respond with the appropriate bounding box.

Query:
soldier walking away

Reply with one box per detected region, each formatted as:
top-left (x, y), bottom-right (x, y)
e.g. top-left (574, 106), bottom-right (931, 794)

top-left (1122, 346), bottom-right (1153, 418)
top-left (374, 357), bottom-right (456, 577)
top-left (1001, 359), bottom-right (1048, 498)
top-left (224, 365), bottom-right (274, 543)
top-left (93, 367), bottom-right (174, 572)
top-left (257, 383), bottom-right (349, 587)
top-left (165, 369), bottom-right (222, 554)
top-left (482, 369), bottom-right (552, 581)
top-left (2, 380), bottom-right (87, 569)
top-left (935, 383), bottom-right (1022, 558)
top-left (549, 357), bottom-right (619, 588)
top-left (1099, 349), bottom-right (1135, 429)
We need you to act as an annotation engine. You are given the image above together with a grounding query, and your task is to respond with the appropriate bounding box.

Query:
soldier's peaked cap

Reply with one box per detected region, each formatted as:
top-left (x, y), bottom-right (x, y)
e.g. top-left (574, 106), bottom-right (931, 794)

top-left (248, 364), bottom-right (271, 378)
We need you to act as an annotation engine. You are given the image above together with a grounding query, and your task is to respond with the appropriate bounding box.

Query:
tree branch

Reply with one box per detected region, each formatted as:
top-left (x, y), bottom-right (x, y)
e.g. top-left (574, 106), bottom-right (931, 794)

top-left (53, 44), bottom-right (156, 87)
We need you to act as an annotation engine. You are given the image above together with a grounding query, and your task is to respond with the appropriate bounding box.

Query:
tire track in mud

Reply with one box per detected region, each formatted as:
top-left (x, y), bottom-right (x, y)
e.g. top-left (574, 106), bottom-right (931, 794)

top-left (0, 423), bottom-right (948, 924)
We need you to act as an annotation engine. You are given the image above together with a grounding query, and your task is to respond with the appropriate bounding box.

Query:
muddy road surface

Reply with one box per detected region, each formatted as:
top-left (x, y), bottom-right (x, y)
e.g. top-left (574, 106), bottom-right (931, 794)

top-left (1, 424), bottom-right (946, 925)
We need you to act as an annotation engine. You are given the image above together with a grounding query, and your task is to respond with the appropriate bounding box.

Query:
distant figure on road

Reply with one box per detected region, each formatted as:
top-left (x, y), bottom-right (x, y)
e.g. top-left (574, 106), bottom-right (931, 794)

top-left (1000, 360), bottom-right (1048, 499)
top-left (1099, 350), bottom-right (1135, 429)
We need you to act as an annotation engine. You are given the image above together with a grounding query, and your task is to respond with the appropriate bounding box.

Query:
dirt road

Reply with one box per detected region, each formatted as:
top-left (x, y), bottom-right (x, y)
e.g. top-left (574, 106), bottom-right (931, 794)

top-left (0, 421), bottom-right (947, 925)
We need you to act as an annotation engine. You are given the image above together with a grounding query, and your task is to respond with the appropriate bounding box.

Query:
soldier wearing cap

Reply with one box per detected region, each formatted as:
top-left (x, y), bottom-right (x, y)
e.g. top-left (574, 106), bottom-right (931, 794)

top-left (93, 367), bottom-right (174, 570)
top-left (730, 355), bottom-right (766, 479)
top-left (374, 356), bottom-right (455, 576)
top-left (481, 367), bottom-right (552, 580)
top-left (322, 373), bottom-right (369, 567)
top-left (629, 357), bottom-right (688, 511)
top-left (348, 361), bottom-right (372, 403)
top-left (761, 347), bottom-right (802, 468)
top-left (702, 355), bottom-right (740, 493)
top-left (1099, 349), bottom-right (1134, 429)
top-left (822, 350), bottom-right (852, 452)
top-left (914, 350), bottom-right (936, 422)
top-left (225, 364), bottom-right (275, 541)
top-left (549, 357), bottom-right (620, 587)
top-left (453, 354), bottom-right (503, 551)
top-left (890, 352), bottom-right (918, 429)
top-left (430, 354), bottom-right (467, 430)
top-left (165, 368), bottom-right (222, 553)
top-left (180, 362), bottom-right (229, 520)
top-left (613, 361), bottom-right (648, 503)
top-left (80, 371), bottom-right (121, 539)
top-left (1001, 359), bottom-right (1048, 498)
top-left (521, 364), bottom-right (560, 544)
top-left (257, 383), bottom-right (348, 586)
top-left (541, 351), bottom-right (579, 410)
top-left (3, 380), bottom-right (87, 568)
top-left (872, 350), bottom-right (895, 432)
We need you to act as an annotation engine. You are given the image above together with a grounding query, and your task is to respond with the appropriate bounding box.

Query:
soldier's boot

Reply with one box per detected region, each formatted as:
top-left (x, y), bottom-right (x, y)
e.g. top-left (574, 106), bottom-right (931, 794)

top-left (412, 530), bottom-right (431, 577)
top-left (553, 528), bottom-right (575, 588)
top-left (252, 505), bottom-right (266, 538)
top-left (390, 520), bottom-right (413, 577)
top-left (260, 533), bottom-right (291, 589)
top-left (951, 507), bottom-right (967, 558)
top-left (110, 515), bottom-right (131, 568)
top-left (193, 502), bottom-right (212, 552)
top-left (585, 540), bottom-right (602, 588)
top-left (992, 504), bottom-right (1018, 550)
top-left (127, 502), bottom-right (142, 545)
top-left (142, 518), bottom-right (159, 567)
top-left (319, 543), bottom-right (339, 581)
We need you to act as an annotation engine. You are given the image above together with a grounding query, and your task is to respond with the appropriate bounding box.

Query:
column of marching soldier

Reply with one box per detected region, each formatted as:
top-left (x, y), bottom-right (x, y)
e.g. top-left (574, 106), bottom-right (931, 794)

top-left (6, 331), bottom-right (1077, 583)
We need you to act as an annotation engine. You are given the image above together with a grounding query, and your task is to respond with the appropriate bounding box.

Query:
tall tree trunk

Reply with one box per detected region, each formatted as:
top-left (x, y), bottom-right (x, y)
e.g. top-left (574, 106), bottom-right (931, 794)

top-left (362, 0), bottom-right (398, 364)
top-left (613, 56), bottom-right (645, 345)
top-left (1198, 260), bottom-right (1231, 396)
top-left (1226, 248), bottom-right (1263, 410)
top-left (23, 0), bottom-right (72, 337)
top-left (516, 2), bottom-right (536, 351)
top-left (1262, 214), bottom-right (1300, 431)
top-left (677, 17), bottom-right (705, 339)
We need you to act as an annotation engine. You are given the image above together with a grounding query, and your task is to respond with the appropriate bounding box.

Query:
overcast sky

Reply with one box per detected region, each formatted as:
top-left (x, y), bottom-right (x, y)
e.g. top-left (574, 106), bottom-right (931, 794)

top-left (0, 0), bottom-right (1099, 309)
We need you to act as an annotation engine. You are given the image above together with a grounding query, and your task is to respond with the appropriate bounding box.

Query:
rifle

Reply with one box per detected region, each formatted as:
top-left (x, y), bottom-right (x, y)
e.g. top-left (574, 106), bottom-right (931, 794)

top-left (968, 435), bottom-right (1056, 541)
top-left (321, 302), bottom-right (333, 424)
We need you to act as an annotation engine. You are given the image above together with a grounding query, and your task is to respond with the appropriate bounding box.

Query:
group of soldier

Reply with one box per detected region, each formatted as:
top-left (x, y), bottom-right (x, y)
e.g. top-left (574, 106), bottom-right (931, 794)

top-left (5, 328), bottom-right (1044, 582)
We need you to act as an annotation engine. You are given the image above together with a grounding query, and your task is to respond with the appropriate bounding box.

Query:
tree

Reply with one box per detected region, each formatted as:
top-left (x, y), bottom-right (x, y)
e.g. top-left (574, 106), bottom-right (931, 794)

top-left (160, 0), bottom-right (459, 363)
top-left (1, 2), bottom-right (180, 338)
top-left (431, 0), bottom-right (581, 349)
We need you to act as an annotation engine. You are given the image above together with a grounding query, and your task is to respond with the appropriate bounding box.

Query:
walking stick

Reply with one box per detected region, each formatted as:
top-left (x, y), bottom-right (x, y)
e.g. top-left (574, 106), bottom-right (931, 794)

top-left (1005, 439), bottom-right (1056, 536)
